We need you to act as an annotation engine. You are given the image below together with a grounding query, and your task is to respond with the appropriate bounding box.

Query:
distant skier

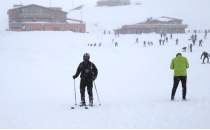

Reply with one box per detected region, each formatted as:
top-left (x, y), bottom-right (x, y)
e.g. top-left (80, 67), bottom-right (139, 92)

top-left (204, 30), bottom-right (208, 39)
top-left (112, 39), bottom-right (114, 43)
top-left (170, 53), bottom-right (189, 101)
top-left (192, 39), bottom-right (196, 45)
top-left (170, 33), bottom-right (173, 39)
top-left (191, 34), bottom-right (196, 45)
top-left (143, 41), bottom-right (146, 47)
top-left (73, 53), bottom-right (98, 106)
top-left (162, 40), bottom-right (165, 45)
top-left (136, 38), bottom-right (139, 43)
top-left (115, 42), bottom-right (118, 47)
top-left (189, 44), bottom-right (193, 52)
top-left (182, 47), bottom-right (187, 52)
top-left (199, 39), bottom-right (203, 47)
top-left (166, 37), bottom-right (168, 43)
top-left (195, 34), bottom-right (197, 41)
top-left (200, 51), bottom-right (210, 64)
top-left (159, 39), bottom-right (162, 45)
top-left (176, 38), bottom-right (179, 45)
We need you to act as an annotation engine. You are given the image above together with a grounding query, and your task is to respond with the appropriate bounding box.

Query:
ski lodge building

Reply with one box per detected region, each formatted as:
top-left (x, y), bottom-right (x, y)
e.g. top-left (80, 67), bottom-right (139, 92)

top-left (97, 0), bottom-right (130, 7)
top-left (7, 4), bottom-right (86, 32)
top-left (114, 16), bottom-right (188, 34)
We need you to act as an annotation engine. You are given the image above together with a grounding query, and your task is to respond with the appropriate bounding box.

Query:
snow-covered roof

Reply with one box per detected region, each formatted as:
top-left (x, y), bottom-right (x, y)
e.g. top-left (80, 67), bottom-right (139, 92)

top-left (157, 16), bottom-right (182, 22)
top-left (9, 4), bottom-right (67, 14)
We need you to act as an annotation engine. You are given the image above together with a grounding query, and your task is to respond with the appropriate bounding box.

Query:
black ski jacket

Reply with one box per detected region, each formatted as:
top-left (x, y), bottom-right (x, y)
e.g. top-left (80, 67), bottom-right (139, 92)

top-left (74, 61), bottom-right (98, 81)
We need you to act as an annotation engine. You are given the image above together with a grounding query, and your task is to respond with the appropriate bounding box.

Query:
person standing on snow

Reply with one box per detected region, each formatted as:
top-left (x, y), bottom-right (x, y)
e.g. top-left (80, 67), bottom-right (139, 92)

top-left (170, 53), bottom-right (189, 101)
top-left (199, 39), bottom-right (203, 47)
top-left (176, 38), bottom-right (179, 45)
top-left (73, 53), bottom-right (98, 106)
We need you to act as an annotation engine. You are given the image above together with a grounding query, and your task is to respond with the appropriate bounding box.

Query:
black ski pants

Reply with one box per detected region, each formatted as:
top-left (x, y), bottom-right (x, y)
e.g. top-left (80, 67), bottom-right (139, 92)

top-left (171, 76), bottom-right (187, 99)
top-left (80, 79), bottom-right (93, 102)
top-left (203, 56), bottom-right (209, 63)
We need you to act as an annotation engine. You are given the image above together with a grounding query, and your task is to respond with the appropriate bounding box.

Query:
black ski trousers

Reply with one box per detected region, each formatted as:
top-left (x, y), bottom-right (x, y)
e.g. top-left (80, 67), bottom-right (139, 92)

top-left (171, 76), bottom-right (187, 99)
top-left (80, 79), bottom-right (93, 102)
top-left (203, 56), bottom-right (209, 63)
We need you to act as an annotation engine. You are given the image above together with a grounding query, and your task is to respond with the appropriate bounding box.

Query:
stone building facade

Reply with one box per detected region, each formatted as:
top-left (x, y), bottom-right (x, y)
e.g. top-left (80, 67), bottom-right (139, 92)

top-left (7, 4), bottom-right (86, 32)
top-left (114, 16), bottom-right (188, 34)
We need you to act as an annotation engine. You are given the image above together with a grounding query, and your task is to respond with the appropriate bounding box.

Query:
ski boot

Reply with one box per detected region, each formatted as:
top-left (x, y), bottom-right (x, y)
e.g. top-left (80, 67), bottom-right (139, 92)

top-left (80, 98), bottom-right (86, 107)
top-left (80, 101), bottom-right (86, 107)
top-left (171, 96), bottom-right (174, 101)
top-left (89, 97), bottom-right (93, 107)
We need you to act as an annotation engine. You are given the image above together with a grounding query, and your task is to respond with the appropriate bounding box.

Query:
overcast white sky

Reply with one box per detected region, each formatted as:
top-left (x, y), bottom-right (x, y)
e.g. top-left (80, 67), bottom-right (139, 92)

top-left (0, 0), bottom-right (210, 31)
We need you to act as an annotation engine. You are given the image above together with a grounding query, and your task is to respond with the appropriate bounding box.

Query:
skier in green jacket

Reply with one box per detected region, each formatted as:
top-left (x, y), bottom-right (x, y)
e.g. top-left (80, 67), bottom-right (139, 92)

top-left (170, 53), bottom-right (189, 101)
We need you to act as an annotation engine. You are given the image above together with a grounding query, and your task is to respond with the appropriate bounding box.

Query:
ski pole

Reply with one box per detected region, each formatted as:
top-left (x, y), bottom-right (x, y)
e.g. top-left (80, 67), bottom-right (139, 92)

top-left (73, 79), bottom-right (77, 106)
top-left (94, 81), bottom-right (101, 106)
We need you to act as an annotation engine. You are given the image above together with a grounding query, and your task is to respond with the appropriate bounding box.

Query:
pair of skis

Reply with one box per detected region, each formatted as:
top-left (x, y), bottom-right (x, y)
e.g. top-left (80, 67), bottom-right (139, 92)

top-left (71, 105), bottom-right (88, 109)
top-left (72, 80), bottom-right (102, 110)
top-left (71, 104), bottom-right (100, 110)
top-left (70, 103), bottom-right (101, 110)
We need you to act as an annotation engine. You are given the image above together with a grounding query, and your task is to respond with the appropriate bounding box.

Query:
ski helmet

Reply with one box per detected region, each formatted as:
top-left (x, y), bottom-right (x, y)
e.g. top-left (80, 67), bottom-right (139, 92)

top-left (176, 53), bottom-right (182, 57)
top-left (83, 53), bottom-right (90, 61)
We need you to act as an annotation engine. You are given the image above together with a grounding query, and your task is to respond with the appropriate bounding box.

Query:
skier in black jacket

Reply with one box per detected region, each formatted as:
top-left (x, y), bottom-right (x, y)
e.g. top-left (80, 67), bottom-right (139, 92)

top-left (73, 53), bottom-right (98, 106)
top-left (200, 51), bottom-right (210, 64)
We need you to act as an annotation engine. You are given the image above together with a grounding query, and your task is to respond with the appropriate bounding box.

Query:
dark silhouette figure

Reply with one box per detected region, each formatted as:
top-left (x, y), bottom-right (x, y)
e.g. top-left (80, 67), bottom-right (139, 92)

top-left (204, 30), bottom-right (208, 39)
top-left (136, 38), bottom-right (139, 43)
top-left (200, 51), bottom-right (210, 64)
top-left (199, 39), bottom-right (203, 47)
top-left (115, 42), bottom-right (118, 47)
top-left (144, 41), bottom-right (146, 47)
top-left (170, 33), bottom-right (173, 39)
top-left (176, 38), bottom-right (179, 45)
top-left (162, 40), bottom-right (165, 45)
top-left (73, 53), bottom-right (98, 106)
top-left (166, 37), bottom-right (168, 43)
top-left (189, 44), bottom-right (193, 52)
top-left (159, 39), bottom-right (162, 45)
top-left (192, 39), bottom-right (196, 45)
top-left (182, 47), bottom-right (187, 52)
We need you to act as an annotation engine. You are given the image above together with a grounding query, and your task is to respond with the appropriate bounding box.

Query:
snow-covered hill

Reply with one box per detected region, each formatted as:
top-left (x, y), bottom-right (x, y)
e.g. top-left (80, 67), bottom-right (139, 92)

top-left (0, 0), bottom-right (210, 128)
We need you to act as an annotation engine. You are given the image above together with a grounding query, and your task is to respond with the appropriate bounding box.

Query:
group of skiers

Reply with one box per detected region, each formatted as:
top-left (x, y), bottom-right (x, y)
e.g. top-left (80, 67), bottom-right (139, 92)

top-left (72, 52), bottom-right (190, 106)
top-left (72, 50), bottom-right (209, 106)
top-left (72, 30), bottom-right (209, 106)
top-left (88, 43), bottom-right (102, 47)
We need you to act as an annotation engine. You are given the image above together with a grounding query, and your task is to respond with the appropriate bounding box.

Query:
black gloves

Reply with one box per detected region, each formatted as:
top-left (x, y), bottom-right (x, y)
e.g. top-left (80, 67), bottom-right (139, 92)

top-left (73, 75), bottom-right (77, 79)
top-left (92, 76), bottom-right (97, 81)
